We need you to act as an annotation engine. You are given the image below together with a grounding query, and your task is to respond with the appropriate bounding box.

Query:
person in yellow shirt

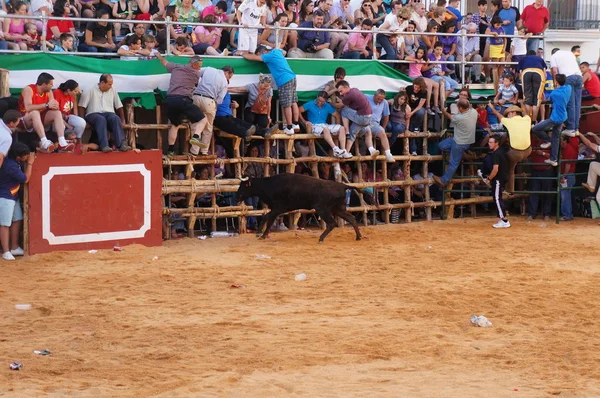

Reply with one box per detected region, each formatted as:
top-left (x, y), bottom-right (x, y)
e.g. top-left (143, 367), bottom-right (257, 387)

top-left (488, 104), bottom-right (532, 193)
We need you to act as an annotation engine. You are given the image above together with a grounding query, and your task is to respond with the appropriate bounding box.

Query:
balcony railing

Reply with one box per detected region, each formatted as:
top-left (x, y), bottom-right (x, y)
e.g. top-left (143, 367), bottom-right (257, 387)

top-left (548, 0), bottom-right (600, 30)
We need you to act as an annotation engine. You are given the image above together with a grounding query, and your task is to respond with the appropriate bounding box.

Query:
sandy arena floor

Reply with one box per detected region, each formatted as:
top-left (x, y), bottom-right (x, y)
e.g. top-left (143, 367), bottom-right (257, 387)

top-left (1, 217), bottom-right (600, 397)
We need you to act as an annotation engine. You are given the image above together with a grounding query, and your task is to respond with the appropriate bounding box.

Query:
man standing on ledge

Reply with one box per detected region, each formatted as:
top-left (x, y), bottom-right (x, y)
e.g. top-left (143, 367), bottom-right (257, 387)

top-left (243, 46), bottom-right (299, 135)
top-left (433, 99), bottom-right (477, 187)
top-left (155, 53), bottom-right (208, 157)
top-left (190, 65), bottom-right (235, 156)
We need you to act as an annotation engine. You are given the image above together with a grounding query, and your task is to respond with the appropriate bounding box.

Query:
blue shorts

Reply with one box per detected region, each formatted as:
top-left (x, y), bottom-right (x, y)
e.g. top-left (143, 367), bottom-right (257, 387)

top-left (0, 198), bottom-right (23, 227)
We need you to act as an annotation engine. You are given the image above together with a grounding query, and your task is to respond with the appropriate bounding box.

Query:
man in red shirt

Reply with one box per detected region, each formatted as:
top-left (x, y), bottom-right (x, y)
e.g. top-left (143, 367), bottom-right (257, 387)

top-left (580, 62), bottom-right (600, 99)
top-left (559, 136), bottom-right (579, 221)
top-left (520, 0), bottom-right (549, 53)
top-left (18, 73), bottom-right (74, 153)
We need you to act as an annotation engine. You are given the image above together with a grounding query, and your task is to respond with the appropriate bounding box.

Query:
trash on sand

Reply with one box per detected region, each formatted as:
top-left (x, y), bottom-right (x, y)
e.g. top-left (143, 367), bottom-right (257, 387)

top-left (210, 231), bottom-right (239, 238)
top-left (33, 350), bottom-right (51, 356)
top-left (152, 256), bottom-right (159, 261)
top-left (198, 235), bottom-right (207, 240)
top-left (113, 246), bottom-right (123, 252)
top-left (540, 223), bottom-right (547, 228)
top-left (9, 362), bottom-right (23, 370)
top-left (15, 304), bottom-right (32, 310)
top-left (470, 315), bottom-right (492, 327)
top-left (88, 250), bottom-right (98, 254)
top-left (255, 254), bottom-right (271, 259)
top-left (231, 284), bottom-right (246, 289)
top-left (427, 246), bottom-right (433, 249)
top-left (295, 273), bottom-right (307, 281)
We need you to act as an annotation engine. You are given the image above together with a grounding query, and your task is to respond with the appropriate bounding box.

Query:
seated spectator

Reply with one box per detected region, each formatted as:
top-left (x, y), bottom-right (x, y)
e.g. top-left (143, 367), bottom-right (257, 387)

top-left (170, 36), bottom-right (195, 55)
top-left (378, 7), bottom-right (410, 61)
top-left (494, 74), bottom-right (519, 110)
top-left (354, 0), bottom-right (374, 22)
top-left (282, 0), bottom-right (299, 49)
top-left (421, 20), bottom-right (439, 53)
top-left (214, 92), bottom-right (277, 141)
top-left (288, 10), bottom-right (333, 59)
top-left (581, 62), bottom-right (600, 99)
top-left (194, 0), bottom-right (212, 14)
top-left (117, 22), bottom-right (148, 49)
top-left (2, 1), bottom-right (29, 51)
top-left (299, 91), bottom-right (350, 159)
top-left (201, 1), bottom-right (228, 22)
top-left (366, 89), bottom-right (395, 162)
top-left (47, 0), bottom-right (77, 42)
top-left (118, 34), bottom-right (145, 60)
top-left (411, 1), bottom-right (428, 32)
top-left (113, 0), bottom-right (134, 36)
top-left (406, 46), bottom-right (441, 115)
top-left (369, 0), bottom-right (386, 26)
top-left (18, 73), bottom-right (74, 153)
top-left (78, 74), bottom-right (131, 152)
top-left (341, 18), bottom-right (373, 59)
top-left (24, 23), bottom-right (40, 50)
top-left (403, 21), bottom-right (419, 57)
top-left (387, 90), bottom-right (411, 148)
top-left (135, 0), bottom-right (164, 20)
top-left (265, 0), bottom-right (284, 24)
top-left (330, 0), bottom-right (354, 28)
top-left (405, 77), bottom-right (427, 134)
top-left (299, 0), bottom-right (314, 23)
top-left (457, 23), bottom-right (483, 83)
top-left (176, 0), bottom-right (200, 33)
top-left (440, 20), bottom-right (458, 76)
top-left (30, 0), bottom-right (54, 30)
top-left (165, 6), bottom-right (188, 43)
top-left (78, 9), bottom-right (116, 53)
top-left (52, 80), bottom-right (86, 143)
top-left (141, 34), bottom-right (159, 59)
top-left (0, 141), bottom-right (33, 261)
top-left (259, 12), bottom-right (289, 54)
top-left (229, 74), bottom-right (273, 129)
top-left (191, 15), bottom-right (222, 55)
top-left (427, 41), bottom-right (460, 103)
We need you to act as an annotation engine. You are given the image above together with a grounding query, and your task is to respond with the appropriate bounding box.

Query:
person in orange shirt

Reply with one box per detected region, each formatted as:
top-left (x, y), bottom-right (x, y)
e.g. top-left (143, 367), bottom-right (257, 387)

top-left (52, 80), bottom-right (87, 143)
top-left (18, 73), bottom-right (74, 153)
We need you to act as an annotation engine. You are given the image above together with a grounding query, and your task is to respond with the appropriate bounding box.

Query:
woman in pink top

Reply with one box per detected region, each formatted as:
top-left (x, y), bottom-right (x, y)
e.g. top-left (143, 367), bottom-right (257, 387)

top-left (3, 1), bottom-right (29, 51)
top-left (405, 46), bottom-right (441, 114)
top-left (191, 14), bottom-right (221, 55)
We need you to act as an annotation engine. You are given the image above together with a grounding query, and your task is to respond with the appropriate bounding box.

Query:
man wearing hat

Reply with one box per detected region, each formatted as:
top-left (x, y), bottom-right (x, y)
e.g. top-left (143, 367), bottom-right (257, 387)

top-left (488, 103), bottom-right (532, 194)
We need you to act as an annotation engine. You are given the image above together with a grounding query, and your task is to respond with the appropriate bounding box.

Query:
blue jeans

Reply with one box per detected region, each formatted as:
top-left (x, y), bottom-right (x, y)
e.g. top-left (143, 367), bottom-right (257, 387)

top-left (532, 118), bottom-right (563, 162)
top-left (341, 106), bottom-right (372, 139)
top-left (565, 74), bottom-right (583, 130)
top-left (85, 112), bottom-right (125, 148)
top-left (0, 40), bottom-right (8, 52)
top-left (526, 37), bottom-right (540, 53)
top-left (528, 168), bottom-right (554, 217)
top-left (431, 74), bottom-right (459, 91)
top-left (376, 34), bottom-right (396, 60)
top-left (341, 50), bottom-right (372, 59)
top-left (78, 43), bottom-right (114, 53)
top-left (439, 137), bottom-right (470, 184)
top-left (409, 108), bottom-right (425, 132)
top-left (560, 174), bottom-right (575, 219)
top-left (386, 121), bottom-right (406, 146)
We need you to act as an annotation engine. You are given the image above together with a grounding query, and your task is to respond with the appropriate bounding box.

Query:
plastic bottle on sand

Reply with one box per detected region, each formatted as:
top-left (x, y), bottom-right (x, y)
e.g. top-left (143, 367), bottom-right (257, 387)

top-left (210, 232), bottom-right (239, 238)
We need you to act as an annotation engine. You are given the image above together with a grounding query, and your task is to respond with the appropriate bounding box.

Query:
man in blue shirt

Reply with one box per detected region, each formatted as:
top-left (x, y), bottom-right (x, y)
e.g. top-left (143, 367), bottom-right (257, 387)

top-left (366, 89), bottom-right (395, 162)
top-left (214, 92), bottom-right (279, 141)
top-left (244, 46), bottom-right (299, 135)
top-left (447, 0), bottom-right (462, 25)
top-left (288, 11), bottom-right (334, 59)
top-left (299, 92), bottom-right (350, 159)
top-left (532, 73), bottom-right (571, 166)
top-left (497, 0), bottom-right (520, 55)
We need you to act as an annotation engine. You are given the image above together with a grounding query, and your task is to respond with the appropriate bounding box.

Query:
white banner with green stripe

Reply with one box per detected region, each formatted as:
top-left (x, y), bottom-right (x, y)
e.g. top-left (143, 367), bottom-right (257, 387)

top-left (3, 53), bottom-right (413, 108)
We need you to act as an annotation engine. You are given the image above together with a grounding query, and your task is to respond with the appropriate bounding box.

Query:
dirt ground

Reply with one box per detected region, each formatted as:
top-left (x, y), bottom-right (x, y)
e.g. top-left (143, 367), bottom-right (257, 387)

top-left (1, 217), bottom-right (600, 397)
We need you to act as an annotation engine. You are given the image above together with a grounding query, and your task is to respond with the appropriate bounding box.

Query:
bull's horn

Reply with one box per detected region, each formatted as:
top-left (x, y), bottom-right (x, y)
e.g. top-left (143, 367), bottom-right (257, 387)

top-left (240, 176), bottom-right (249, 181)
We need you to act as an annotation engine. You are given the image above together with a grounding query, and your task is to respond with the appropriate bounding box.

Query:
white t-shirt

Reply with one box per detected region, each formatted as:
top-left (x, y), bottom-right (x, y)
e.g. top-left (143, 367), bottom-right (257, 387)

top-left (238, 0), bottom-right (266, 27)
top-left (119, 45), bottom-right (140, 61)
top-left (411, 12), bottom-right (427, 32)
top-left (511, 37), bottom-right (527, 56)
top-left (382, 13), bottom-right (407, 34)
top-left (30, 0), bottom-right (53, 15)
top-left (550, 50), bottom-right (582, 77)
top-left (0, 120), bottom-right (13, 156)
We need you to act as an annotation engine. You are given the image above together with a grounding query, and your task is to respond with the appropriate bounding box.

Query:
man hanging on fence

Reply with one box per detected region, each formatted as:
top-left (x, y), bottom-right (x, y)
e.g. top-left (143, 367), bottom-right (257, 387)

top-left (156, 53), bottom-right (208, 157)
top-left (432, 98), bottom-right (477, 187)
top-left (190, 65), bottom-right (235, 156)
top-left (18, 73), bottom-right (74, 153)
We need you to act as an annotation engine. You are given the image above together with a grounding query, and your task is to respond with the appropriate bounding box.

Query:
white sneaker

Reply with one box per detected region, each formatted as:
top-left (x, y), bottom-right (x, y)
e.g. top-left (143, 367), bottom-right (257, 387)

top-left (385, 152), bottom-right (396, 162)
top-left (2, 252), bottom-right (15, 261)
top-left (333, 147), bottom-right (345, 158)
top-left (283, 127), bottom-right (295, 135)
top-left (368, 147), bottom-right (380, 158)
top-left (292, 124), bottom-right (300, 132)
top-left (561, 129), bottom-right (576, 137)
top-left (540, 142), bottom-right (551, 149)
top-left (411, 151), bottom-right (418, 156)
top-left (278, 224), bottom-right (289, 231)
top-left (492, 220), bottom-right (511, 228)
top-left (544, 158), bottom-right (558, 167)
top-left (10, 247), bottom-right (24, 256)
top-left (340, 150), bottom-right (353, 159)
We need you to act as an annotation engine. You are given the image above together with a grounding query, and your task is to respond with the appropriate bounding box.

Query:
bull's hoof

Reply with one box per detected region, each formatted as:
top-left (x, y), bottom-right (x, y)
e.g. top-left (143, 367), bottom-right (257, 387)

top-left (318, 240), bottom-right (324, 244)
top-left (356, 236), bottom-right (362, 241)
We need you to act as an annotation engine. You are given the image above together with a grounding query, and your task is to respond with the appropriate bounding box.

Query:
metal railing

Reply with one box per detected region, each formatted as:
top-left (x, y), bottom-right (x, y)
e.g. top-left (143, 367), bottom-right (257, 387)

top-left (548, 0), bottom-right (600, 30)
top-left (0, 12), bottom-right (543, 87)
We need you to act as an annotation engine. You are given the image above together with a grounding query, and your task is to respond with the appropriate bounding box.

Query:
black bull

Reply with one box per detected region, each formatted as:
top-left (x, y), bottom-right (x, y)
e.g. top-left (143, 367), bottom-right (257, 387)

top-left (236, 173), bottom-right (365, 242)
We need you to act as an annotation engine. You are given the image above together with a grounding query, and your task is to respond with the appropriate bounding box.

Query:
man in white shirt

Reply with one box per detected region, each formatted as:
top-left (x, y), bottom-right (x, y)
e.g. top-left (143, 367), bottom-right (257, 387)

top-left (411, 2), bottom-right (428, 32)
top-left (0, 110), bottom-right (20, 169)
top-left (550, 48), bottom-right (583, 136)
top-left (236, 0), bottom-right (267, 54)
top-left (78, 74), bottom-right (130, 153)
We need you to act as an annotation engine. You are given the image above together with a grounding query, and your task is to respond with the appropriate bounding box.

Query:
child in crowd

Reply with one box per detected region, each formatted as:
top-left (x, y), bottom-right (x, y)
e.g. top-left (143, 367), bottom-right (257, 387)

top-left (24, 23), bottom-right (40, 50)
top-left (141, 34), bottom-right (159, 59)
top-left (510, 26), bottom-right (530, 67)
top-left (427, 41), bottom-right (459, 105)
top-left (405, 45), bottom-right (441, 115)
top-left (170, 36), bottom-right (194, 55)
top-left (0, 142), bottom-right (33, 261)
top-left (486, 16), bottom-right (506, 92)
top-left (51, 33), bottom-right (74, 52)
top-left (118, 34), bottom-right (144, 60)
top-left (494, 74), bottom-right (519, 111)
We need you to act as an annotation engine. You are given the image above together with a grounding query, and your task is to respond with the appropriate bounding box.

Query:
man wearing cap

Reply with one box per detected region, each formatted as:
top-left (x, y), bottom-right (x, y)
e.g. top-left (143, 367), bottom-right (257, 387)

top-left (156, 53), bottom-right (208, 157)
top-left (487, 103), bottom-right (532, 194)
top-left (191, 65), bottom-right (235, 156)
top-left (432, 99), bottom-right (478, 187)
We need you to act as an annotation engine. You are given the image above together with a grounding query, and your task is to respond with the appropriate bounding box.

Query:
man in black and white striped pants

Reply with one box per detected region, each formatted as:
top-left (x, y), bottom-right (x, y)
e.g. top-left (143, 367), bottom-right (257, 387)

top-left (485, 135), bottom-right (511, 228)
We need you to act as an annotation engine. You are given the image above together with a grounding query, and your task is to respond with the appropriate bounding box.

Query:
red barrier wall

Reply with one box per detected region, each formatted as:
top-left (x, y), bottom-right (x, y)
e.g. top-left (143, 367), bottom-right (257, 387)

top-left (581, 98), bottom-right (600, 133)
top-left (27, 150), bottom-right (163, 255)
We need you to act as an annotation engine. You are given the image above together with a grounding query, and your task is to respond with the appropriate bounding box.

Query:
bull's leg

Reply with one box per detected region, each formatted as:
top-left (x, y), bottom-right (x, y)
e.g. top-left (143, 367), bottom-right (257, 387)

top-left (316, 211), bottom-right (337, 243)
top-left (258, 210), bottom-right (280, 240)
top-left (336, 209), bottom-right (362, 241)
